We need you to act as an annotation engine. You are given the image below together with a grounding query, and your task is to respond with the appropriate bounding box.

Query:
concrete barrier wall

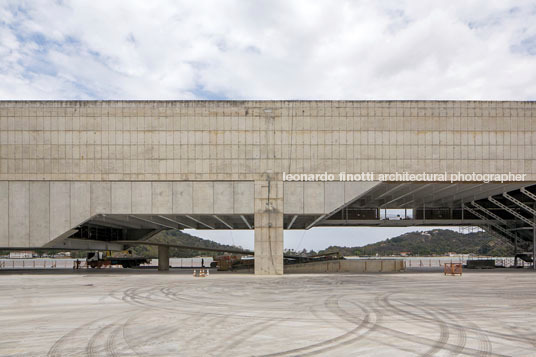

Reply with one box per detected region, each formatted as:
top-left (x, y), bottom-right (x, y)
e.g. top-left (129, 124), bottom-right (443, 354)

top-left (284, 259), bottom-right (405, 274)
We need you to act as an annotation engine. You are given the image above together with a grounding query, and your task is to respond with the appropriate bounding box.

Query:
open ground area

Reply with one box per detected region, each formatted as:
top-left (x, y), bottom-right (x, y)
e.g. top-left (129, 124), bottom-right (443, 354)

top-left (1, 271), bottom-right (535, 356)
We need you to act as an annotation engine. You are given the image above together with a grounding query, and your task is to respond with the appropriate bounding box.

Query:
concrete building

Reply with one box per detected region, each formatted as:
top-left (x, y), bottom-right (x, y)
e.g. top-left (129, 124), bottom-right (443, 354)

top-left (0, 101), bottom-right (535, 274)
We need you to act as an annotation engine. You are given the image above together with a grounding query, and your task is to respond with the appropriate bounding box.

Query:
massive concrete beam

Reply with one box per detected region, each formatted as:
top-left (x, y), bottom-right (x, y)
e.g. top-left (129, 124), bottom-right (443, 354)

top-left (0, 180), bottom-right (256, 248)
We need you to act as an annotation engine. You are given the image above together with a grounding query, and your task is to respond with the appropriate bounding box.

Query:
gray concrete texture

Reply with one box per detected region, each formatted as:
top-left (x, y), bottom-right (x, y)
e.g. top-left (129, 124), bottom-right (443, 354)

top-left (0, 179), bottom-right (376, 247)
top-left (0, 271), bottom-right (535, 356)
top-left (1, 101), bottom-right (535, 275)
top-left (0, 101), bottom-right (534, 181)
top-left (0, 180), bottom-right (255, 246)
top-left (284, 258), bottom-right (405, 273)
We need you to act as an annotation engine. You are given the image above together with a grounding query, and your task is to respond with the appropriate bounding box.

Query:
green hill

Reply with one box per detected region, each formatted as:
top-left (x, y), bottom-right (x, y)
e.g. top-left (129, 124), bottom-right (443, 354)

top-left (65, 230), bottom-right (243, 259)
top-left (318, 229), bottom-right (514, 257)
top-left (130, 230), bottom-right (243, 258)
top-left (64, 228), bottom-right (515, 259)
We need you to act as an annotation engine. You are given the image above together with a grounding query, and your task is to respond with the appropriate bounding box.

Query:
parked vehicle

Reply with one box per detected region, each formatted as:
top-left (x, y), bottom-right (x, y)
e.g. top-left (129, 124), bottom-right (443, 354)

top-left (86, 251), bottom-right (150, 268)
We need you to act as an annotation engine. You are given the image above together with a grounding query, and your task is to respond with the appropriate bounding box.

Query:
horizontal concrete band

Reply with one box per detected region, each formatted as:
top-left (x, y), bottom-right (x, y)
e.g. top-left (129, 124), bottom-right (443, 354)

top-left (0, 180), bottom-right (253, 247)
top-left (0, 180), bottom-right (379, 248)
top-left (1, 101), bottom-right (535, 181)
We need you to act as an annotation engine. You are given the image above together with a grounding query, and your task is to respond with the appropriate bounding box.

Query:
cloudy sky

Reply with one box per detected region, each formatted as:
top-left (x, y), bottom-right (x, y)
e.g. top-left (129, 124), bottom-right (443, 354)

top-left (1, 1), bottom-right (535, 249)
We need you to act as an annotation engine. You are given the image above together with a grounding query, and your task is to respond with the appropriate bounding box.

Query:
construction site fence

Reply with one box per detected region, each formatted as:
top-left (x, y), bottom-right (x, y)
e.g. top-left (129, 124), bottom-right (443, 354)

top-left (0, 256), bottom-right (531, 270)
top-left (0, 257), bottom-right (214, 270)
top-left (404, 257), bottom-right (530, 268)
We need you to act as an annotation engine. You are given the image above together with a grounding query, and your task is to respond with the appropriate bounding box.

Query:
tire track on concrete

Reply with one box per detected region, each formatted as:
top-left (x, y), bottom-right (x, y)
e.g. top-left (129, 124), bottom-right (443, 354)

top-left (372, 294), bottom-right (504, 356)
top-left (381, 294), bottom-right (451, 357)
top-left (47, 313), bottom-right (118, 357)
top-left (118, 301), bottom-right (214, 356)
top-left (262, 295), bottom-right (378, 356)
top-left (427, 305), bottom-right (467, 356)
top-left (105, 323), bottom-right (123, 357)
top-left (395, 299), bottom-right (491, 356)
top-left (404, 301), bottom-right (484, 356)
top-left (122, 285), bottom-right (330, 325)
top-left (208, 318), bottom-right (281, 355)
top-left (388, 290), bottom-right (534, 350)
top-left (86, 321), bottom-right (118, 357)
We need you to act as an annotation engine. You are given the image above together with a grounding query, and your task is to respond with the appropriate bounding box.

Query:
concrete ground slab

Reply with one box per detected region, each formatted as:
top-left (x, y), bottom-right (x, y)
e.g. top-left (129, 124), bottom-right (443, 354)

top-left (0, 271), bottom-right (535, 356)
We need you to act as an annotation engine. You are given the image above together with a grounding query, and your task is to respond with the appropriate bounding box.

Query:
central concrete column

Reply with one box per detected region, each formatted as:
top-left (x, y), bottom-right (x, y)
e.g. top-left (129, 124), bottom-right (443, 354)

top-left (254, 179), bottom-right (284, 275)
top-left (158, 245), bottom-right (170, 271)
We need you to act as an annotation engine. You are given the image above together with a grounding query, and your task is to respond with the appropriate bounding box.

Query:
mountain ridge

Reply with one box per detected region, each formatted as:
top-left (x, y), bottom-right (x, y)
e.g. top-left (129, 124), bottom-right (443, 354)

top-left (316, 229), bottom-right (513, 257)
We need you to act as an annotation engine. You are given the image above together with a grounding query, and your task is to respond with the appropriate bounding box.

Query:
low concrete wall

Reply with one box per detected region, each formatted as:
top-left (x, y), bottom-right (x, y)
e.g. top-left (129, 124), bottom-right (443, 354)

top-left (284, 259), bottom-right (405, 274)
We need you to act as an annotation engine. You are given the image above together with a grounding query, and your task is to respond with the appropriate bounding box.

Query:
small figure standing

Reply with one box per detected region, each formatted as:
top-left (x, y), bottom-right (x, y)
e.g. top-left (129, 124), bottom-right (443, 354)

top-left (201, 258), bottom-right (205, 268)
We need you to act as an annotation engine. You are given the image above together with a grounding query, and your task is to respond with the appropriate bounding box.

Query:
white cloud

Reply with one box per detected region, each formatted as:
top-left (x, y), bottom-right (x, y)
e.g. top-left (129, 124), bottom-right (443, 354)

top-left (0, 0), bottom-right (535, 100)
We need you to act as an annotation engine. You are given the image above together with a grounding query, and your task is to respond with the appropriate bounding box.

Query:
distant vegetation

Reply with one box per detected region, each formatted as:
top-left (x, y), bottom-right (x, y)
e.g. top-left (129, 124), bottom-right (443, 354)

top-left (317, 229), bottom-right (514, 257)
top-left (65, 230), bottom-right (243, 259)
top-left (3, 228), bottom-right (514, 259)
top-left (129, 230), bottom-right (242, 258)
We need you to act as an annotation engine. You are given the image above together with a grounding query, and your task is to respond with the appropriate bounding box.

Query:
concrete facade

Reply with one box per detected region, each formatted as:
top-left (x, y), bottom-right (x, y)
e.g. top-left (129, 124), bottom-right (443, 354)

top-left (0, 101), bottom-right (534, 182)
top-left (0, 180), bottom-right (255, 247)
top-left (1, 101), bottom-right (535, 274)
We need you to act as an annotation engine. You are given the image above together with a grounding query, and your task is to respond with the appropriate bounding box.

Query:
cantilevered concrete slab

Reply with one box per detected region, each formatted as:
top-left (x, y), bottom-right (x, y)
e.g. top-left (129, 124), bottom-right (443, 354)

top-left (1, 101), bottom-right (536, 273)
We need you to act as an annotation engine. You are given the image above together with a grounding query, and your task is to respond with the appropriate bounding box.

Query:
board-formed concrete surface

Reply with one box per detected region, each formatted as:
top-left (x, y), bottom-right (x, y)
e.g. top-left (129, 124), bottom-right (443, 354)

top-left (2, 101), bottom-right (536, 275)
top-left (1, 271), bottom-right (535, 356)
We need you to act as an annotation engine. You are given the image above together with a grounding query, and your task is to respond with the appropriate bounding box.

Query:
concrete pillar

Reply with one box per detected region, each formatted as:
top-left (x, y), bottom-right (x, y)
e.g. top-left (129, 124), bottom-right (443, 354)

top-left (254, 179), bottom-right (284, 275)
top-left (158, 245), bottom-right (170, 271)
